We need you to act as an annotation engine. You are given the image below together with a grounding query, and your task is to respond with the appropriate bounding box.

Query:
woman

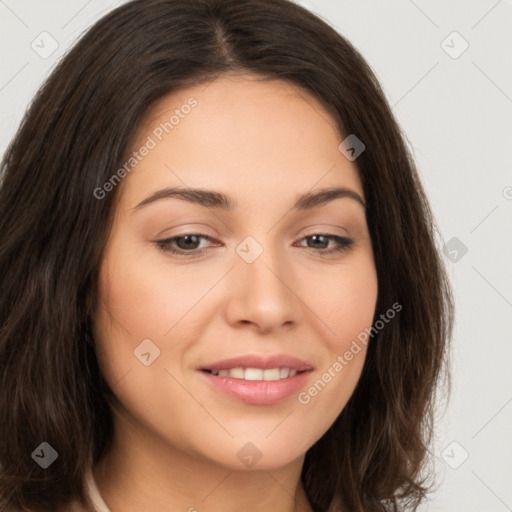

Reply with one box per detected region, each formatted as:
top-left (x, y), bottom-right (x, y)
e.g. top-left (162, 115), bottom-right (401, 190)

top-left (0, 0), bottom-right (453, 511)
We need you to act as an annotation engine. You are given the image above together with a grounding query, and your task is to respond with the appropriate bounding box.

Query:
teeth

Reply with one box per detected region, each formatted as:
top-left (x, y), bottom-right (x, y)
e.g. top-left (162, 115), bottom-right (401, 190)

top-left (263, 368), bottom-right (280, 381)
top-left (229, 367), bottom-right (245, 379)
top-left (245, 368), bottom-right (263, 380)
top-left (209, 367), bottom-right (301, 381)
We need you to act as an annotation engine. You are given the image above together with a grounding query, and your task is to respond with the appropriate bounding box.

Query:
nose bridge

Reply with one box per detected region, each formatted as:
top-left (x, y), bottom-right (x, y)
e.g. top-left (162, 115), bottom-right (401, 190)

top-left (228, 233), bottom-right (299, 330)
top-left (237, 233), bottom-right (289, 290)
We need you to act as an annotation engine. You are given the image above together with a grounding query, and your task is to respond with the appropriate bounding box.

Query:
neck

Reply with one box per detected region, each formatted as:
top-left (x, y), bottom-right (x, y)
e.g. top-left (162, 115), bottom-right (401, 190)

top-left (93, 408), bottom-right (315, 512)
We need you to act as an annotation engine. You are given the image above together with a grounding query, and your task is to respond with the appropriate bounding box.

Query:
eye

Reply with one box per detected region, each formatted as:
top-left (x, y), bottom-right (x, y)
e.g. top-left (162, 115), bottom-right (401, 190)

top-left (154, 233), bottom-right (354, 257)
top-left (294, 234), bottom-right (354, 255)
top-left (155, 234), bottom-right (216, 257)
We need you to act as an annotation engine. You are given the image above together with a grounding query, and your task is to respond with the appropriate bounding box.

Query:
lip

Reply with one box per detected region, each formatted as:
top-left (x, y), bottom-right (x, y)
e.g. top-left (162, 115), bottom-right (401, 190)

top-left (198, 369), bottom-right (312, 405)
top-left (198, 354), bottom-right (314, 372)
top-left (197, 353), bottom-right (314, 405)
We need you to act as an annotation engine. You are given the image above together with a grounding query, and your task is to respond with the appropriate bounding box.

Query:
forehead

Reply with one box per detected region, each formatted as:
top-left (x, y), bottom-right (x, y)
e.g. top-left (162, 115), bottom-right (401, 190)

top-left (118, 73), bottom-right (363, 207)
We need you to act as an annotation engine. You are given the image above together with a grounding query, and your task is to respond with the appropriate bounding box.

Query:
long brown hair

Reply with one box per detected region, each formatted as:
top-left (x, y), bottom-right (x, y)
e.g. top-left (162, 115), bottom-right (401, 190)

top-left (0, 1), bottom-right (453, 510)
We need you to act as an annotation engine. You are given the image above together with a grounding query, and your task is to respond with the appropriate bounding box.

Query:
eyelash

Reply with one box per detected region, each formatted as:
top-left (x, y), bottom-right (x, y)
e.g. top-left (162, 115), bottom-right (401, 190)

top-left (155, 233), bottom-right (354, 258)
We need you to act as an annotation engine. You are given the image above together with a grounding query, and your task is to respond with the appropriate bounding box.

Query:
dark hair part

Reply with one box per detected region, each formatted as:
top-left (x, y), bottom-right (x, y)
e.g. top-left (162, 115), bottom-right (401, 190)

top-left (0, 0), bottom-right (453, 510)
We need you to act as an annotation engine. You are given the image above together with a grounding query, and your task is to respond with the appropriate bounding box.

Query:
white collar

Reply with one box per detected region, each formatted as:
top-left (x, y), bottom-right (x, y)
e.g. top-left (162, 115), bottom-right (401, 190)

top-left (83, 466), bottom-right (112, 512)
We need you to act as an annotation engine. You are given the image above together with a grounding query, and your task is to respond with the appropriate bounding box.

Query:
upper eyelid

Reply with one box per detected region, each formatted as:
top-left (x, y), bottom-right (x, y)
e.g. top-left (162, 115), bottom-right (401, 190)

top-left (157, 232), bottom-right (350, 242)
top-left (159, 233), bottom-right (217, 244)
top-left (157, 223), bottom-right (354, 241)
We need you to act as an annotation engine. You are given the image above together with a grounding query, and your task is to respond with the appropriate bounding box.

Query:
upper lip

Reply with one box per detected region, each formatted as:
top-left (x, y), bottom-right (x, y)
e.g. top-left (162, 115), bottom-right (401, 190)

top-left (198, 354), bottom-right (314, 372)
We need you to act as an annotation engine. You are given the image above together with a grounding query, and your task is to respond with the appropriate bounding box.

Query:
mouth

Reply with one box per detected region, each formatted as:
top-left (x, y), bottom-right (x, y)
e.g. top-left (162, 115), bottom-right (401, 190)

top-left (201, 367), bottom-right (308, 380)
top-left (197, 353), bottom-right (314, 405)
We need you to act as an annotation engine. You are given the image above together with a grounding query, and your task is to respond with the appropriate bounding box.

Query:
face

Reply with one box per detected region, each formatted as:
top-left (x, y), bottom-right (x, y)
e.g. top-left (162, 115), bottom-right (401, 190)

top-left (93, 74), bottom-right (378, 470)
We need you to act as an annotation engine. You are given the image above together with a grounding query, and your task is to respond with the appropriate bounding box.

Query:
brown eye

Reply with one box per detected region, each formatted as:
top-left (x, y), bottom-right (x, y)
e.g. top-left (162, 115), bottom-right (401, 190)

top-left (156, 234), bottom-right (215, 256)
top-left (296, 234), bottom-right (354, 255)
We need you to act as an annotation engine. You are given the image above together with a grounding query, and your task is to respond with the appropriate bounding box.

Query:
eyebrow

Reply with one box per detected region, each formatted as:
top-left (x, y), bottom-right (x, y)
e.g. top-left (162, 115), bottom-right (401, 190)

top-left (132, 186), bottom-right (366, 212)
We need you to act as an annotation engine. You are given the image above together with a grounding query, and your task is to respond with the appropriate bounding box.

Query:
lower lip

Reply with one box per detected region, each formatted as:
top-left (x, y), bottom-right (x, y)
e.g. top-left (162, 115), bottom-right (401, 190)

top-left (198, 370), bottom-right (311, 405)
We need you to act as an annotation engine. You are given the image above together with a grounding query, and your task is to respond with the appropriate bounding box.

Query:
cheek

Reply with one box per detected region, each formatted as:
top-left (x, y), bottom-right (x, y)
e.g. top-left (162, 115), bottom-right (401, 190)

top-left (298, 253), bottom-right (377, 420)
top-left (312, 251), bottom-right (378, 350)
top-left (91, 249), bottom-right (197, 434)
top-left (91, 239), bottom-right (223, 401)
top-left (91, 245), bottom-right (171, 384)
top-left (93, 245), bottom-right (205, 346)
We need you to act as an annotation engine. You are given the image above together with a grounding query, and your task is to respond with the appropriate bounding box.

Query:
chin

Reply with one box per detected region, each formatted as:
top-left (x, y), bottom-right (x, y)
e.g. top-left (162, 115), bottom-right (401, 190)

top-left (196, 435), bottom-right (311, 471)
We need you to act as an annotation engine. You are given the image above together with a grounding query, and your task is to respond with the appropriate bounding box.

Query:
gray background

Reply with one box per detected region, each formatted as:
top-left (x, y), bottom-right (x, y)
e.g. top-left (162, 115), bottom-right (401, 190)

top-left (1, 1), bottom-right (511, 510)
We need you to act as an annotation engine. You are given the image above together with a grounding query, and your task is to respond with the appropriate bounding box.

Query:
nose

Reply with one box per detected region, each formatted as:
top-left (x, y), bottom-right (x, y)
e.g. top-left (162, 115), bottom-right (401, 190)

top-left (224, 241), bottom-right (302, 334)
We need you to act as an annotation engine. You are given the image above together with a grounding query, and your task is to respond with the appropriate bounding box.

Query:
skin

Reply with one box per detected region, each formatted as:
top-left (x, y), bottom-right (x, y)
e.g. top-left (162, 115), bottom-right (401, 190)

top-left (92, 73), bottom-right (378, 512)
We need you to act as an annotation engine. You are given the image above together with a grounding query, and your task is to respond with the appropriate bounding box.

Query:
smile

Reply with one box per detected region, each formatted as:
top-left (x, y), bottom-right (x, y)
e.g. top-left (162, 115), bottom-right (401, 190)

top-left (203, 367), bottom-right (302, 380)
